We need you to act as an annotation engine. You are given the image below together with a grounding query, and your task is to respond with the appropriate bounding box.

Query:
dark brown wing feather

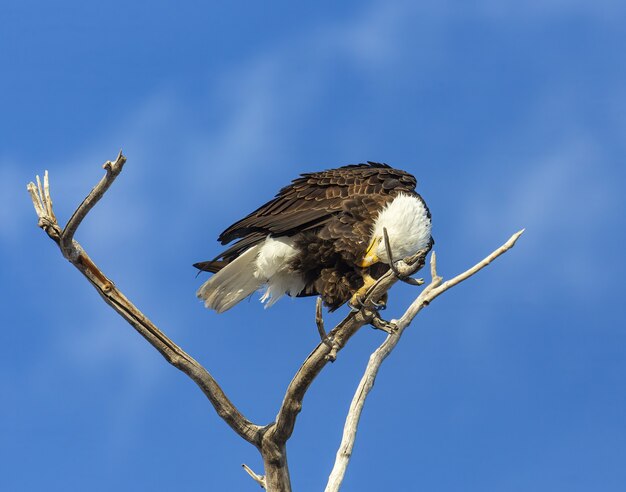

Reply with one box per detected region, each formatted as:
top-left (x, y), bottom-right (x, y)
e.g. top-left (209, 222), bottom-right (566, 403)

top-left (218, 162), bottom-right (416, 245)
top-left (194, 162), bottom-right (417, 272)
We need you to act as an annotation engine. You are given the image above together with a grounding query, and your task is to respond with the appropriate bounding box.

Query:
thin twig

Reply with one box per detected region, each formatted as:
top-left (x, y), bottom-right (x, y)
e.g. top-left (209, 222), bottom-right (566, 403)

top-left (43, 171), bottom-right (56, 221)
top-left (242, 463), bottom-right (266, 489)
top-left (27, 181), bottom-right (44, 217)
top-left (416, 229), bottom-right (525, 310)
top-left (60, 150), bottom-right (126, 256)
top-left (325, 229), bottom-right (524, 492)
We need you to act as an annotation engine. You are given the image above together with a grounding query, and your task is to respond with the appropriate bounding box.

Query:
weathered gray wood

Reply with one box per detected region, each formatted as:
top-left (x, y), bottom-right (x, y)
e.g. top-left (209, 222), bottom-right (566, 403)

top-left (325, 232), bottom-right (524, 491)
top-left (27, 154), bottom-right (522, 491)
top-left (28, 155), bottom-right (263, 447)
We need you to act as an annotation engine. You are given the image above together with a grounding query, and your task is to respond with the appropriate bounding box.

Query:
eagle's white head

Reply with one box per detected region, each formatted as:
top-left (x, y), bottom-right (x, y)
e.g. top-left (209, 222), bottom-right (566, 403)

top-left (360, 193), bottom-right (432, 266)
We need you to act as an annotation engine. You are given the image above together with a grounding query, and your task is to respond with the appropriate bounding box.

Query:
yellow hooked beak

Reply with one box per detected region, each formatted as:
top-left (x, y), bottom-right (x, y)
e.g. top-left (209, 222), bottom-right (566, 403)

top-left (358, 236), bottom-right (382, 267)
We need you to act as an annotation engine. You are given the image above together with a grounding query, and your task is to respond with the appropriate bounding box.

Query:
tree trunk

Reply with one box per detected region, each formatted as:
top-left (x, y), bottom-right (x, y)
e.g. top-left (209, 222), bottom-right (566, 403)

top-left (261, 433), bottom-right (291, 492)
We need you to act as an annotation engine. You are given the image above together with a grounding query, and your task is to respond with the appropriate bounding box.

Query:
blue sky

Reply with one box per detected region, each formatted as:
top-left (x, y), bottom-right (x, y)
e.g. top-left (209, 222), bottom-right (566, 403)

top-left (2, 1), bottom-right (625, 490)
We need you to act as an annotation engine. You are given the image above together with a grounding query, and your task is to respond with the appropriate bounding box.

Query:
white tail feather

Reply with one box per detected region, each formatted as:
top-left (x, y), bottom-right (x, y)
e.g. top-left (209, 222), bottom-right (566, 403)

top-left (197, 245), bottom-right (263, 313)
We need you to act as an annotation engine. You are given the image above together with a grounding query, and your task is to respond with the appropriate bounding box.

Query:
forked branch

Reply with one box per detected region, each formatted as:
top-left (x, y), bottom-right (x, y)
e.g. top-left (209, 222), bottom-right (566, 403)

top-left (324, 229), bottom-right (524, 492)
top-left (269, 244), bottom-right (432, 448)
top-left (27, 152), bottom-right (522, 492)
top-left (27, 154), bottom-right (262, 447)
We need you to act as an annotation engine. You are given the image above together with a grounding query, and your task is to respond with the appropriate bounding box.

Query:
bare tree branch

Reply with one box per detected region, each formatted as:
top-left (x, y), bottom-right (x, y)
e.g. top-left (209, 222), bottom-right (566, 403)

top-left (27, 154), bottom-right (263, 447)
top-left (325, 229), bottom-right (525, 492)
top-left (28, 152), bottom-right (522, 492)
top-left (268, 245), bottom-right (432, 447)
top-left (242, 463), bottom-right (267, 489)
top-left (254, 245), bottom-right (432, 491)
top-left (61, 150), bottom-right (126, 256)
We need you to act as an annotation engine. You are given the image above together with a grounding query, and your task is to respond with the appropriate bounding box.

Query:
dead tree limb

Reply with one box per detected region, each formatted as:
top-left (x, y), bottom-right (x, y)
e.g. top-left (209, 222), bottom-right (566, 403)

top-left (324, 229), bottom-right (524, 492)
top-left (27, 155), bottom-right (262, 447)
top-left (258, 243), bottom-right (431, 490)
top-left (27, 152), bottom-right (522, 491)
top-left (27, 153), bottom-right (430, 492)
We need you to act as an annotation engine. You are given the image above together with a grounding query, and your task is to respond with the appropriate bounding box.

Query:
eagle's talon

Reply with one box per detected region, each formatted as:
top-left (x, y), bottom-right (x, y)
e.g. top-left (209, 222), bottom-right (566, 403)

top-left (349, 291), bottom-right (388, 312)
top-left (348, 301), bottom-right (360, 313)
top-left (371, 298), bottom-right (386, 310)
top-left (348, 293), bottom-right (367, 312)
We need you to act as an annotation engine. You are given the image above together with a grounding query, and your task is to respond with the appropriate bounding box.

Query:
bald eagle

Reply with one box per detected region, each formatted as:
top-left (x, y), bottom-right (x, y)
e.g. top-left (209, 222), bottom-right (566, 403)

top-left (194, 163), bottom-right (432, 313)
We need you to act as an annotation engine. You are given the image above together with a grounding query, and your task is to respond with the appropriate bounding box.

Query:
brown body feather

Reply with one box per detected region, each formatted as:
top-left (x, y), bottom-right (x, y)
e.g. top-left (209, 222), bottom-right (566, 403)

top-left (194, 163), bottom-right (429, 311)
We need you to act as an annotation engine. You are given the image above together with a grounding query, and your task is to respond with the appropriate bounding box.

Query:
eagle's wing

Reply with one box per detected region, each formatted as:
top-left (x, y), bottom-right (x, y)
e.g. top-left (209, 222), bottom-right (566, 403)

top-left (193, 163), bottom-right (417, 271)
top-left (218, 163), bottom-right (417, 245)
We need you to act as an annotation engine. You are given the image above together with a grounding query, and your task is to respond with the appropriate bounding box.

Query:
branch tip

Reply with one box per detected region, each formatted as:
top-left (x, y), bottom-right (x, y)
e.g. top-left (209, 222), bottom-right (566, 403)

top-left (103, 151), bottom-right (126, 173)
top-left (509, 228), bottom-right (525, 245)
top-left (36, 174), bottom-right (44, 208)
top-left (43, 170), bottom-right (56, 220)
top-left (27, 181), bottom-right (43, 216)
top-left (242, 463), bottom-right (266, 489)
top-left (429, 251), bottom-right (439, 281)
top-left (325, 230), bottom-right (523, 492)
